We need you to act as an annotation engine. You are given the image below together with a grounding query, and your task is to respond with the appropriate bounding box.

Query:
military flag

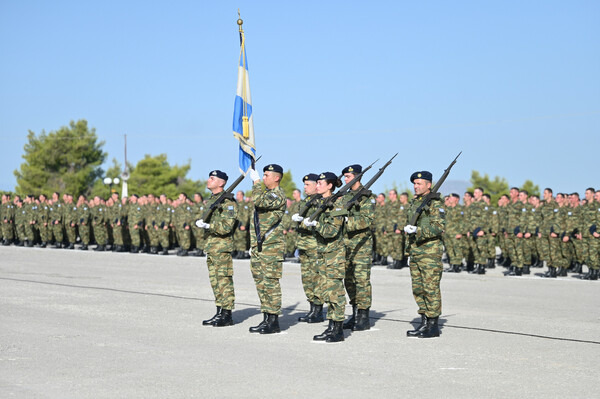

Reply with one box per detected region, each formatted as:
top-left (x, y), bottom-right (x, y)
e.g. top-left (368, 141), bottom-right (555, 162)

top-left (232, 13), bottom-right (256, 174)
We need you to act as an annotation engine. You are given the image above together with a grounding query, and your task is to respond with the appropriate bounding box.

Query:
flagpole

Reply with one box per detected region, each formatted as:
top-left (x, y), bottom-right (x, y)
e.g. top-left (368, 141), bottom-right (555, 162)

top-left (237, 10), bottom-right (254, 169)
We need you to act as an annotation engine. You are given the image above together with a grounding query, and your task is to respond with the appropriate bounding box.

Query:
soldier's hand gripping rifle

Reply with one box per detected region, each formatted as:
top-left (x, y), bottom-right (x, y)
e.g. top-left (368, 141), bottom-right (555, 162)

top-left (343, 153), bottom-right (398, 210)
top-left (201, 155), bottom-right (262, 223)
top-left (408, 151), bottom-right (462, 226)
top-left (306, 159), bottom-right (378, 223)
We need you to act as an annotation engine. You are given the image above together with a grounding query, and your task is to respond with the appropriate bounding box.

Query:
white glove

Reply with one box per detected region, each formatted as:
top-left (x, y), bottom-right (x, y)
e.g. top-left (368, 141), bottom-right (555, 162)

top-left (404, 225), bottom-right (417, 234)
top-left (195, 219), bottom-right (210, 229)
top-left (303, 218), bottom-right (317, 227)
top-left (248, 168), bottom-right (260, 182)
top-left (291, 213), bottom-right (303, 222)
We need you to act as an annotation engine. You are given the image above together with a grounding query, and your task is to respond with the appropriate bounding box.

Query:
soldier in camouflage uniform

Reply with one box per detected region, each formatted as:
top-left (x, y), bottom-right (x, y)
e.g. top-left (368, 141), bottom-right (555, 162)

top-left (37, 194), bottom-right (52, 247)
top-left (192, 193), bottom-right (206, 256)
top-left (444, 193), bottom-right (465, 273)
top-left (14, 198), bottom-right (27, 246)
top-left (50, 192), bottom-right (65, 248)
top-left (292, 173), bottom-right (324, 323)
top-left (77, 196), bottom-right (91, 250)
top-left (91, 196), bottom-right (108, 251)
top-left (195, 170), bottom-right (238, 326)
top-left (283, 190), bottom-right (302, 258)
top-left (247, 164), bottom-right (287, 335)
top-left (304, 172), bottom-right (347, 343)
top-left (1, 194), bottom-right (15, 245)
top-left (155, 194), bottom-right (172, 255)
top-left (404, 171), bottom-right (445, 338)
top-left (233, 190), bottom-right (251, 259)
top-left (128, 195), bottom-right (144, 253)
top-left (373, 193), bottom-right (388, 265)
top-left (174, 195), bottom-right (194, 256)
top-left (340, 164), bottom-right (375, 332)
top-left (537, 188), bottom-right (555, 269)
top-left (583, 190), bottom-right (600, 280)
top-left (467, 188), bottom-right (489, 274)
top-left (385, 190), bottom-right (402, 269)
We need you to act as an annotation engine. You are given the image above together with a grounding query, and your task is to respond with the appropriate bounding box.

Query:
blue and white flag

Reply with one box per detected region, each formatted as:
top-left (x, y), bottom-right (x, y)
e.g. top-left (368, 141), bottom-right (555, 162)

top-left (232, 25), bottom-right (256, 175)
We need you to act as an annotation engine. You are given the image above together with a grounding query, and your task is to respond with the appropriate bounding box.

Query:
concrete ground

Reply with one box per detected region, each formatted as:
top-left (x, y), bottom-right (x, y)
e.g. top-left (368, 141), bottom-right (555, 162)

top-left (1, 245), bottom-right (598, 398)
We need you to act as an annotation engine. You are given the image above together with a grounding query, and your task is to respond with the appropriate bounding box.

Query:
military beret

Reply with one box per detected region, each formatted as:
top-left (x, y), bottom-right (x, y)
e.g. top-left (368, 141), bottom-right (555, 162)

top-left (342, 164), bottom-right (362, 175)
top-left (263, 164), bottom-right (283, 174)
top-left (209, 169), bottom-right (228, 181)
top-left (318, 172), bottom-right (338, 181)
top-left (410, 171), bottom-right (433, 183)
top-left (302, 173), bottom-right (319, 182)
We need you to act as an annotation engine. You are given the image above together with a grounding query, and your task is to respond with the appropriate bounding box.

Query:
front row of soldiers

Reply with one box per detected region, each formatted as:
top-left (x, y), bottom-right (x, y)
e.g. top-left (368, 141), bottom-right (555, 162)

top-left (438, 187), bottom-right (600, 280)
top-left (0, 191), bottom-right (255, 257)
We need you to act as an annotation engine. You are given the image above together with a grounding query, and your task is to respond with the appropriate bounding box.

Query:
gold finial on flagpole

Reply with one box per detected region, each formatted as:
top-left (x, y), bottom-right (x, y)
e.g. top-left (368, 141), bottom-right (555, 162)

top-left (237, 9), bottom-right (244, 32)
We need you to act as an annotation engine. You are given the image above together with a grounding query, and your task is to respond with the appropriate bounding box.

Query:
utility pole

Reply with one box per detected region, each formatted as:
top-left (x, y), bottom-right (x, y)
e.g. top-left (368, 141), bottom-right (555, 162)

top-left (121, 134), bottom-right (129, 198)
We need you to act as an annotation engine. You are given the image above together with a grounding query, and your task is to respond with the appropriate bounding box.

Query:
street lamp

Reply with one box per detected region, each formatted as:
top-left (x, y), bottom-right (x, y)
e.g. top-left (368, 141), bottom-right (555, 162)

top-left (103, 177), bottom-right (120, 194)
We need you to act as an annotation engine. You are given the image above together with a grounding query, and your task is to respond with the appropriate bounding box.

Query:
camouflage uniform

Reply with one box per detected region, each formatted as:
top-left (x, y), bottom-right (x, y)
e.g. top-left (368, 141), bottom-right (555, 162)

top-left (296, 194), bottom-right (322, 306)
top-left (443, 204), bottom-right (464, 267)
top-left (91, 203), bottom-right (108, 246)
top-left (343, 187), bottom-right (376, 310)
top-left (15, 203), bottom-right (28, 243)
top-left (203, 194), bottom-right (238, 310)
top-left (233, 201), bottom-right (251, 253)
top-left (64, 203), bottom-right (79, 246)
top-left (586, 202), bottom-right (600, 273)
top-left (468, 199), bottom-right (490, 266)
top-left (128, 202), bottom-right (145, 249)
top-left (78, 203), bottom-right (91, 246)
top-left (283, 200), bottom-right (301, 256)
top-left (38, 202), bottom-right (52, 244)
top-left (1, 201), bottom-right (15, 243)
top-left (312, 196), bottom-right (347, 321)
top-left (249, 184), bottom-right (286, 315)
top-left (405, 196), bottom-right (445, 318)
top-left (373, 200), bottom-right (387, 259)
top-left (548, 203), bottom-right (569, 270)
top-left (174, 203), bottom-right (193, 252)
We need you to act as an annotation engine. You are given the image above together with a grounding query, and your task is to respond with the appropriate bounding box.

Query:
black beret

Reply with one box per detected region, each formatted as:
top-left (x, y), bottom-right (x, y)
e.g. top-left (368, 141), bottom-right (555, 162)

top-left (209, 170), bottom-right (229, 181)
top-left (410, 171), bottom-right (433, 183)
top-left (302, 173), bottom-right (319, 182)
top-left (263, 164), bottom-right (283, 174)
top-left (342, 164), bottom-right (362, 175)
top-left (318, 172), bottom-right (338, 181)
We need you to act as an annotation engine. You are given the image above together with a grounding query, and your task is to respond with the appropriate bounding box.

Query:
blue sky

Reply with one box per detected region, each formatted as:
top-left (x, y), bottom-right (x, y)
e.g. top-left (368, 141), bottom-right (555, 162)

top-left (1, 1), bottom-right (598, 196)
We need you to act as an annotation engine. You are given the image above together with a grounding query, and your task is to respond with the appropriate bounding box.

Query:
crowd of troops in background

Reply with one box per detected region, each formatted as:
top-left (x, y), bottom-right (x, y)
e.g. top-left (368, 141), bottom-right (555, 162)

top-left (2, 185), bottom-right (599, 281)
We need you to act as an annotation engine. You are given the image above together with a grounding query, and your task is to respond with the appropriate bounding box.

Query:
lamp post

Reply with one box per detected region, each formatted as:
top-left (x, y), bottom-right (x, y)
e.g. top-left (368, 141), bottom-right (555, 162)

top-left (103, 177), bottom-right (120, 195)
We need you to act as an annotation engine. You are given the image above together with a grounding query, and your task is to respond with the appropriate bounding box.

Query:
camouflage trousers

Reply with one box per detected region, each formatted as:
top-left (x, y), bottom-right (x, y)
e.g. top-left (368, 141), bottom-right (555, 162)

top-left (1, 221), bottom-right (14, 240)
top-left (147, 226), bottom-right (159, 246)
top-left (176, 227), bottom-right (191, 250)
top-left (129, 225), bottom-right (142, 247)
top-left (373, 229), bottom-right (385, 256)
top-left (537, 235), bottom-right (550, 262)
top-left (65, 223), bottom-right (77, 244)
top-left (233, 227), bottom-right (249, 252)
top-left (158, 227), bottom-right (170, 249)
top-left (462, 236), bottom-right (475, 264)
top-left (549, 236), bottom-right (569, 268)
top-left (571, 237), bottom-right (585, 263)
top-left (15, 223), bottom-right (26, 242)
top-left (298, 248), bottom-right (322, 305)
top-left (93, 223), bottom-right (107, 245)
top-left (112, 224), bottom-right (124, 246)
top-left (473, 234), bottom-right (489, 264)
top-left (487, 234), bottom-right (497, 259)
top-left (285, 229), bottom-right (298, 255)
top-left (588, 237), bottom-right (600, 269)
top-left (409, 245), bottom-right (443, 318)
top-left (317, 247), bottom-right (346, 322)
top-left (344, 236), bottom-right (373, 309)
top-left (79, 223), bottom-right (91, 245)
top-left (444, 234), bottom-right (464, 266)
top-left (390, 232), bottom-right (405, 260)
top-left (250, 244), bottom-right (284, 315)
top-left (52, 222), bottom-right (64, 243)
top-left (39, 223), bottom-right (52, 243)
top-left (206, 251), bottom-right (235, 310)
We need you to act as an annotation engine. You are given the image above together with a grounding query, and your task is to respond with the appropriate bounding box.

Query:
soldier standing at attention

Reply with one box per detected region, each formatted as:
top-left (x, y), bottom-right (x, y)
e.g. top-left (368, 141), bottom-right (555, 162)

top-left (195, 170), bottom-right (238, 327)
top-left (247, 164), bottom-right (287, 334)
top-left (127, 194), bottom-right (144, 253)
top-left (77, 196), bottom-right (91, 250)
top-left (341, 164), bottom-right (375, 332)
top-left (404, 171), bottom-right (445, 338)
top-left (233, 190), bottom-right (250, 259)
top-left (292, 173), bottom-right (324, 323)
top-left (303, 172), bottom-right (347, 342)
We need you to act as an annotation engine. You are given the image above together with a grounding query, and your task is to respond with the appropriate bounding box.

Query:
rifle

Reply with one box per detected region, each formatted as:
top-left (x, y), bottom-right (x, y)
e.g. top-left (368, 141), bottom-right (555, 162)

top-left (201, 155), bottom-right (261, 222)
top-left (408, 151), bottom-right (461, 226)
top-left (344, 153), bottom-right (398, 210)
top-left (306, 160), bottom-right (378, 222)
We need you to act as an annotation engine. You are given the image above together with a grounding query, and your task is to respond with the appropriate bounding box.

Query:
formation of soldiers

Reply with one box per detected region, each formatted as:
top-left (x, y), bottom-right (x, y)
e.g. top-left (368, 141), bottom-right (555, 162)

top-left (3, 185), bottom-right (599, 282)
top-left (0, 191), bottom-right (254, 258)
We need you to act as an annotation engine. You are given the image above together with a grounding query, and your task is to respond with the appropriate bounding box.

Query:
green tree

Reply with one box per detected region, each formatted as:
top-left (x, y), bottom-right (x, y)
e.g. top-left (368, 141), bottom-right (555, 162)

top-left (14, 120), bottom-right (106, 197)
top-left (280, 170), bottom-right (298, 198)
top-left (519, 180), bottom-right (540, 197)
top-left (468, 170), bottom-right (509, 204)
top-left (124, 154), bottom-right (207, 199)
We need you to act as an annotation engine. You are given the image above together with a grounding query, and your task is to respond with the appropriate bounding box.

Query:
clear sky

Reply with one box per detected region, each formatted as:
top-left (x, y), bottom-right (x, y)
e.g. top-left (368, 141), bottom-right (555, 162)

top-left (1, 1), bottom-right (598, 196)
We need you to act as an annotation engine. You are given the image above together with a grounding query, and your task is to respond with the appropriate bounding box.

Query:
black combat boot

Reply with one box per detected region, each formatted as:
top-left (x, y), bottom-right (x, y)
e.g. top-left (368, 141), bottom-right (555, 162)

top-left (326, 321), bottom-right (345, 343)
top-left (353, 308), bottom-right (370, 331)
top-left (307, 304), bottom-right (325, 323)
top-left (571, 263), bottom-right (582, 274)
top-left (407, 314), bottom-right (427, 337)
top-left (418, 316), bottom-right (440, 338)
top-left (178, 249), bottom-right (188, 257)
top-left (514, 267), bottom-right (523, 276)
top-left (80, 244), bottom-right (88, 250)
top-left (231, 250), bottom-right (239, 259)
top-left (249, 313), bottom-right (268, 333)
top-left (150, 246), bottom-right (158, 254)
top-left (549, 266), bottom-right (557, 278)
top-left (259, 313), bottom-right (280, 334)
top-left (343, 305), bottom-right (357, 330)
top-left (487, 258), bottom-right (496, 269)
top-left (469, 264), bottom-right (479, 274)
top-left (203, 306), bottom-right (222, 326)
top-left (130, 246), bottom-right (139, 253)
top-left (313, 320), bottom-right (334, 341)
top-left (466, 261), bottom-right (474, 272)
top-left (380, 256), bottom-right (388, 266)
top-left (95, 244), bottom-right (105, 251)
top-left (66, 243), bottom-right (74, 250)
top-left (507, 266), bottom-right (515, 275)
top-left (213, 309), bottom-right (234, 327)
top-left (298, 302), bottom-right (314, 322)
top-left (372, 253), bottom-right (381, 265)
top-left (583, 268), bottom-right (598, 280)
top-left (557, 267), bottom-right (568, 277)
top-left (161, 248), bottom-right (169, 255)
top-left (523, 265), bottom-right (530, 275)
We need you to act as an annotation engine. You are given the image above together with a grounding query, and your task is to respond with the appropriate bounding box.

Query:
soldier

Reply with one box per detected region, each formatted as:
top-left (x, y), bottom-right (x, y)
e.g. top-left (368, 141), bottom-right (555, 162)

top-left (37, 194), bottom-right (51, 247)
top-left (174, 195), bottom-right (194, 256)
top-left (91, 196), bottom-right (108, 251)
top-left (64, 195), bottom-right (78, 249)
top-left (192, 193), bottom-right (206, 257)
top-left (340, 164), bottom-right (375, 332)
top-left (444, 193), bottom-right (464, 273)
top-left (404, 171), bottom-right (445, 338)
top-left (483, 193), bottom-right (498, 269)
top-left (385, 190), bottom-right (402, 269)
top-left (233, 190), bottom-right (251, 259)
top-left (77, 196), bottom-right (91, 250)
top-left (127, 194), bottom-right (144, 253)
top-left (292, 173), bottom-right (324, 323)
top-left (467, 187), bottom-right (489, 274)
top-left (303, 172), bottom-right (346, 342)
top-left (195, 170), bottom-right (238, 327)
top-left (247, 163), bottom-right (287, 334)
top-left (283, 189), bottom-right (301, 258)
top-left (372, 193), bottom-right (387, 265)
top-left (14, 197), bottom-right (27, 246)
top-left (583, 190), bottom-right (600, 280)
top-left (461, 191), bottom-right (475, 271)
top-left (1, 194), bottom-right (15, 245)
top-left (155, 194), bottom-right (172, 255)
top-left (537, 188), bottom-right (555, 269)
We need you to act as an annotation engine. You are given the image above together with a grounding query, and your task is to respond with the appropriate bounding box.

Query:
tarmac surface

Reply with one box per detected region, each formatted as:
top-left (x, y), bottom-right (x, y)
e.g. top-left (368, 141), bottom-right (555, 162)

top-left (1, 245), bottom-right (599, 398)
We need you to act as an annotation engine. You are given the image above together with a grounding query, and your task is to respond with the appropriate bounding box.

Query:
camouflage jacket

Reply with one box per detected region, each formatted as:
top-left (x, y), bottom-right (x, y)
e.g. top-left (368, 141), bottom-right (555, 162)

top-left (342, 186), bottom-right (375, 245)
top-left (203, 194), bottom-right (237, 253)
top-left (249, 184), bottom-right (286, 248)
top-left (405, 195), bottom-right (445, 254)
top-left (296, 194), bottom-right (320, 251)
top-left (312, 196), bottom-right (346, 254)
